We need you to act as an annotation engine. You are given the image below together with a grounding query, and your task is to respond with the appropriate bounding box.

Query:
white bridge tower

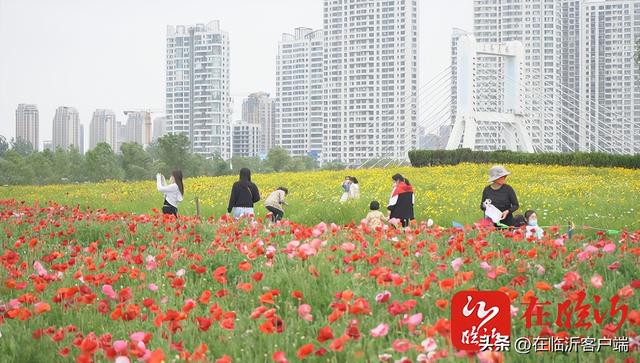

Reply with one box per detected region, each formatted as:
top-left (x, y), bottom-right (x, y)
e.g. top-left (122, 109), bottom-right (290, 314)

top-left (446, 34), bottom-right (533, 152)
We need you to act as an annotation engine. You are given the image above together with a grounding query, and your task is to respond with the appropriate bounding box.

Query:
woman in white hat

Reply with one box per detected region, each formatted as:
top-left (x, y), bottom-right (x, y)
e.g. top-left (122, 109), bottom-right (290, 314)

top-left (480, 165), bottom-right (519, 227)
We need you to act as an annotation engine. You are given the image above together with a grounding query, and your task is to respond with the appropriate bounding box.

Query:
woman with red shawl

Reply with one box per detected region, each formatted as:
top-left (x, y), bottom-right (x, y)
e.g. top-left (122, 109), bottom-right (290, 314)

top-left (387, 173), bottom-right (415, 227)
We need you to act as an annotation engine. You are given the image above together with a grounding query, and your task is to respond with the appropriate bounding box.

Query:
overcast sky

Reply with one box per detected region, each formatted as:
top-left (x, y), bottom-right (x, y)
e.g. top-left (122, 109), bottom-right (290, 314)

top-left (0, 0), bottom-right (473, 148)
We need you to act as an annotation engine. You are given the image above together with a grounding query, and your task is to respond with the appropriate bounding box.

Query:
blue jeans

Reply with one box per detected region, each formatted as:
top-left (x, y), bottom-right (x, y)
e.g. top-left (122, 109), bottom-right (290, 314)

top-left (232, 207), bottom-right (254, 219)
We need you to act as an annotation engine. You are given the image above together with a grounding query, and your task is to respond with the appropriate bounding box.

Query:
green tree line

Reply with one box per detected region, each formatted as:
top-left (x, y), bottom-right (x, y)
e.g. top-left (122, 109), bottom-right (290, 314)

top-left (0, 134), bottom-right (344, 186)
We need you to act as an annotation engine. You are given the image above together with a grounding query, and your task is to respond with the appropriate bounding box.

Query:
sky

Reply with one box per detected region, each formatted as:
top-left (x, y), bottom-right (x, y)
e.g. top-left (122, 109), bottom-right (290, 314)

top-left (0, 0), bottom-right (473, 149)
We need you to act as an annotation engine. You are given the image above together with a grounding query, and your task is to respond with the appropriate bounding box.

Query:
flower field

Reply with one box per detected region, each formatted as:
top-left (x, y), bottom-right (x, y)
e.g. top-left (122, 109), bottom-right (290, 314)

top-left (0, 164), bottom-right (639, 362)
top-left (4, 163), bottom-right (640, 228)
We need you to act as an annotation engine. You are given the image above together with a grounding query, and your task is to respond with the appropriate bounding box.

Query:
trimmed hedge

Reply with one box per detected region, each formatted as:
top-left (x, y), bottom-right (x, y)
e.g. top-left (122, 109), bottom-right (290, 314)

top-left (408, 149), bottom-right (640, 169)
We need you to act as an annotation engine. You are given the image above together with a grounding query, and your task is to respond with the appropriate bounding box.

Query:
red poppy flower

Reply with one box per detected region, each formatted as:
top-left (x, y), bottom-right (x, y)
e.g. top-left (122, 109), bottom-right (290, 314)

top-left (272, 351), bottom-right (287, 363)
top-left (317, 326), bottom-right (334, 343)
top-left (296, 343), bottom-right (314, 359)
top-left (438, 278), bottom-right (455, 292)
top-left (328, 335), bottom-right (350, 352)
top-left (213, 266), bottom-right (228, 284)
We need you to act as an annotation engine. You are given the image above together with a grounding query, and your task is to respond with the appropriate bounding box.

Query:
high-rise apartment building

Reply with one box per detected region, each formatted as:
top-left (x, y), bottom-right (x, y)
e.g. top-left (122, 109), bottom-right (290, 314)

top-left (166, 21), bottom-right (232, 158)
top-left (578, 0), bottom-right (640, 153)
top-left (242, 92), bottom-right (276, 155)
top-left (124, 112), bottom-right (144, 145)
top-left (153, 116), bottom-right (167, 141)
top-left (276, 28), bottom-right (324, 158)
top-left (322, 0), bottom-right (419, 165)
top-left (232, 122), bottom-right (261, 157)
top-left (52, 106), bottom-right (80, 151)
top-left (15, 104), bottom-right (39, 150)
top-left (89, 109), bottom-right (117, 151)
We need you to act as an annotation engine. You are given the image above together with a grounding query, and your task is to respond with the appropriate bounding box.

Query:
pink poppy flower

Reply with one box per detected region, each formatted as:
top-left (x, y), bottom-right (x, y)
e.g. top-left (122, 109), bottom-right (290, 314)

top-left (392, 338), bottom-right (412, 352)
top-left (102, 285), bottom-right (117, 300)
top-left (590, 274), bottom-right (603, 289)
top-left (370, 323), bottom-right (389, 337)
top-left (298, 304), bottom-right (313, 322)
top-left (130, 332), bottom-right (146, 342)
top-left (451, 258), bottom-right (463, 272)
top-left (113, 340), bottom-right (127, 354)
top-left (402, 313), bottom-right (422, 329)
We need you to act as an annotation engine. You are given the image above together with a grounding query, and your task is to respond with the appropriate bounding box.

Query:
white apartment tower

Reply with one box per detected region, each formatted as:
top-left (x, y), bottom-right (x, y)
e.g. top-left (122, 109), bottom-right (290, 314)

top-left (153, 116), bottom-right (167, 141)
top-left (89, 109), bottom-right (117, 151)
top-left (79, 124), bottom-right (84, 154)
top-left (322, 0), bottom-right (419, 165)
top-left (242, 92), bottom-right (276, 155)
top-left (166, 21), bottom-right (232, 158)
top-left (52, 106), bottom-right (80, 151)
top-left (124, 112), bottom-right (144, 145)
top-left (276, 28), bottom-right (324, 158)
top-left (579, 0), bottom-right (640, 154)
top-left (15, 104), bottom-right (39, 150)
top-left (232, 122), bottom-right (261, 158)
top-left (472, 0), bottom-right (563, 152)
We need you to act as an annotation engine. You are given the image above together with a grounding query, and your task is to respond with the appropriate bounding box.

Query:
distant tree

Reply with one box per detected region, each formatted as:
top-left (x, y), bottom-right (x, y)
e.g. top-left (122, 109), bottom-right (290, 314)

top-left (0, 150), bottom-right (35, 184)
top-left (85, 143), bottom-right (124, 182)
top-left (284, 156), bottom-right (317, 172)
top-left (321, 162), bottom-right (346, 171)
top-left (230, 156), bottom-right (263, 173)
top-left (636, 37), bottom-right (640, 65)
top-left (0, 135), bottom-right (9, 157)
top-left (10, 137), bottom-right (34, 156)
top-left (300, 155), bottom-right (318, 171)
top-left (187, 154), bottom-right (208, 176)
top-left (26, 151), bottom-right (55, 184)
top-left (265, 147), bottom-right (291, 172)
top-left (66, 147), bottom-right (87, 182)
top-left (156, 134), bottom-right (191, 173)
top-left (120, 142), bottom-right (152, 180)
top-left (51, 148), bottom-right (71, 182)
top-left (210, 154), bottom-right (232, 176)
top-left (146, 140), bottom-right (161, 161)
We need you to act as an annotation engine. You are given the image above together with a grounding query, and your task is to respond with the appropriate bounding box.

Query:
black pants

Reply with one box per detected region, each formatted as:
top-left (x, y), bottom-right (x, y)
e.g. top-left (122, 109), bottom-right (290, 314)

top-left (162, 199), bottom-right (177, 216)
top-left (266, 206), bottom-right (284, 222)
top-left (391, 218), bottom-right (411, 228)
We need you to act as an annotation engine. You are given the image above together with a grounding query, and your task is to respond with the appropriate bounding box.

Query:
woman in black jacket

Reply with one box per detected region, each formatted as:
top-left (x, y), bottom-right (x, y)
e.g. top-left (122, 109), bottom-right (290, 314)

top-left (227, 168), bottom-right (260, 219)
top-left (387, 173), bottom-right (415, 227)
top-left (480, 165), bottom-right (519, 227)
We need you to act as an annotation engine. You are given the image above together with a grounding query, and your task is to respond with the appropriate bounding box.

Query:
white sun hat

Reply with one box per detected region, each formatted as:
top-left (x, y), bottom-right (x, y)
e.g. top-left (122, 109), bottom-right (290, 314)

top-left (487, 165), bottom-right (511, 183)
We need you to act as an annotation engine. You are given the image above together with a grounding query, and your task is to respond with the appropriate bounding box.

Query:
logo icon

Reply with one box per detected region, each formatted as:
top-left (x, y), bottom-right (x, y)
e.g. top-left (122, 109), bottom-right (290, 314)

top-left (451, 290), bottom-right (511, 351)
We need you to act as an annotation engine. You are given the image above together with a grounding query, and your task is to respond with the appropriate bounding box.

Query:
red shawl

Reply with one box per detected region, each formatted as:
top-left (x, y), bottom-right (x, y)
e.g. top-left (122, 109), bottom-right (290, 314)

top-left (392, 181), bottom-right (414, 196)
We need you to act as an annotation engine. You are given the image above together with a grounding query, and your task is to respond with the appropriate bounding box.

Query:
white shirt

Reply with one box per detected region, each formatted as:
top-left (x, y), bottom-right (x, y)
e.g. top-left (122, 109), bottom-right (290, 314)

top-left (349, 183), bottom-right (360, 199)
top-left (156, 174), bottom-right (183, 208)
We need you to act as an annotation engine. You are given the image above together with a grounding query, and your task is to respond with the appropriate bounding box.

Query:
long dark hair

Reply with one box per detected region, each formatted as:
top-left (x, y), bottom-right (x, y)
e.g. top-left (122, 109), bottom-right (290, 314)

top-left (239, 168), bottom-right (252, 186)
top-left (172, 170), bottom-right (184, 196)
top-left (349, 176), bottom-right (359, 184)
top-left (392, 173), bottom-right (410, 185)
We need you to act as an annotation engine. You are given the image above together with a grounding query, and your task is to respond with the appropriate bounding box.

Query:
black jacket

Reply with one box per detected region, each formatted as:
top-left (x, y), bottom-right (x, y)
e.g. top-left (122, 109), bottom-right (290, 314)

top-left (227, 181), bottom-right (260, 213)
top-left (480, 184), bottom-right (519, 214)
top-left (388, 192), bottom-right (415, 220)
